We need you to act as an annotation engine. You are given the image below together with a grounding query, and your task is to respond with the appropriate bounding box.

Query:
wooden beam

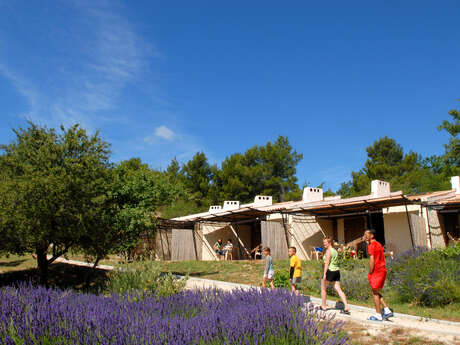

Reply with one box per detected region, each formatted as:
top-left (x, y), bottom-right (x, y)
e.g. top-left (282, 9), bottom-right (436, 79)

top-left (229, 224), bottom-right (251, 258)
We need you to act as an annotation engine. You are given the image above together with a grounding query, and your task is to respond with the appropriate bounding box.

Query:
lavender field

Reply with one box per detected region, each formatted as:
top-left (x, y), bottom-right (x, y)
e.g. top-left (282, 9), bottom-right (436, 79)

top-left (0, 284), bottom-right (349, 345)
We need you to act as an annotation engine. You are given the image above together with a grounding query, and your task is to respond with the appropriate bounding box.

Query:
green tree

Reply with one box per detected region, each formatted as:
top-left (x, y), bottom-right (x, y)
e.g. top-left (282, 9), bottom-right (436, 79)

top-left (215, 136), bottom-right (303, 203)
top-left (165, 157), bottom-right (182, 183)
top-left (108, 160), bottom-right (179, 259)
top-left (338, 137), bottom-right (425, 197)
top-left (438, 101), bottom-right (460, 167)
top-left (182, 152), bottom-right (216, 207)
top-left (0, 123), bottom-right (111, 285)
top-left (260, 136), bottom-right (303, 201)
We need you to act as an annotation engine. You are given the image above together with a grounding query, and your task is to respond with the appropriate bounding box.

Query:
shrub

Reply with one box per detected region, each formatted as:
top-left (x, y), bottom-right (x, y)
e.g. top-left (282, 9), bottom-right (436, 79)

top-left (301, 259), bottom-right (372, 301)
top-left (273, 270), bottom-right (290, 288)
top-left (0, 284), bottom-right (350, 345)
top-left (106, 261), bottom-right (186, 297)
top-left (339, 266), bottom-right (373, 301)
top-left (387, 245), bottom-right (460, 307)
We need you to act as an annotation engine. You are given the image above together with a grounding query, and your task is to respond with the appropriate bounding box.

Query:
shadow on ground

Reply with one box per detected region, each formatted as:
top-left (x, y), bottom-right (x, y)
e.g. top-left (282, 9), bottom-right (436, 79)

top-left (0, 259), bottom-right (28, 267)
top-left (0, 263), bottom-right (109, 293)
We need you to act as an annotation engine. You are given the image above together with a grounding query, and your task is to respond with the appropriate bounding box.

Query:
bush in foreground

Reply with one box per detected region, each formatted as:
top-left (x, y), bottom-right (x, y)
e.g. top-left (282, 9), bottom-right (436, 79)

top-left (387, 244), bottom-right (460, 307)
top-left (106, 261), bottom-right (186, 297)
top-left (0, 284), bottom-right (349, 345)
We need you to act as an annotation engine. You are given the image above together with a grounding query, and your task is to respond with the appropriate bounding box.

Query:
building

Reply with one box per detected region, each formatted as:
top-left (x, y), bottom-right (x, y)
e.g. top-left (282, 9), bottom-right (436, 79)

top-left (160, 176), bottom-right (460, 261)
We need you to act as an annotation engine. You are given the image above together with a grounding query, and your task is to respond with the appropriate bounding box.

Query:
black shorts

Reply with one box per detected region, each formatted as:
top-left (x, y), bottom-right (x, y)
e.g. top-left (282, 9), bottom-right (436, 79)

top-left (326, 269), bottom-right (340, 282)
top-left (216, 250), bottom-right (224, 256)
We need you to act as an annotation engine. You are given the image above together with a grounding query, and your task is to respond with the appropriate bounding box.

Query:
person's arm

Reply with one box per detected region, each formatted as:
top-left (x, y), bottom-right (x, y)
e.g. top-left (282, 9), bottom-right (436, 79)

top-left (264, 256), bottom-right (269, 275)
top-left (323, 249), bottom-right (330, 280)
top-left (368, 243), bottom-right (375, 274)
top-left (368, 255), bottom-right (375, 275)
top-left (289, 258), bottom-right (294, 279)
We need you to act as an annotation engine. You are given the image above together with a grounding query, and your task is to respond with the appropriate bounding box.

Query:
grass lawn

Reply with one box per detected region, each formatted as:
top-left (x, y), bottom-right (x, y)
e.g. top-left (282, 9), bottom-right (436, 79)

top-left (0, 254), bottom-right (108, 293)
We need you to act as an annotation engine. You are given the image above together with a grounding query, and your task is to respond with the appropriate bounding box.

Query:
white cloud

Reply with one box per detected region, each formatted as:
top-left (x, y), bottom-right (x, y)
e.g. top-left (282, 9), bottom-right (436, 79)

top-left (155, 126), bottom-right (175, 141)
top-left (144, 125), bottom-right (175, 144)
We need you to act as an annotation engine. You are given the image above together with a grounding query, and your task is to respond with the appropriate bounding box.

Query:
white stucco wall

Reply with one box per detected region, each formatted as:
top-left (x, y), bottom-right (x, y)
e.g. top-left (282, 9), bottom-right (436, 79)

top-left (383, 212), bottom-right (414, 254)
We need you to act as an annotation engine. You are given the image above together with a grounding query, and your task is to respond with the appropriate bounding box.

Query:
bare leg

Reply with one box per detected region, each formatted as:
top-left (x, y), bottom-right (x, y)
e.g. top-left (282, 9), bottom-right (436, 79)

top-left (321, 279), bottom-right (329, 309)
top-left (372, 289), bottom-right (382, 314)
top-left (333, 282), bottom-right (350, 311)
top-left (291, 284), bottom-right (299, 295)
top-left (262, 276), bottom-right (267, 289)
top-left (380, 295), bottom-right (389, 309)
top-left (270, 279), bottom-right (275, 290)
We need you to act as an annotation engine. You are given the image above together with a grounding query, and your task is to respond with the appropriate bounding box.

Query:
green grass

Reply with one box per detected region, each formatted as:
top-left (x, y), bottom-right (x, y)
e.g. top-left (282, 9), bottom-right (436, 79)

top-left (0, 254), bottom-right (108, 293)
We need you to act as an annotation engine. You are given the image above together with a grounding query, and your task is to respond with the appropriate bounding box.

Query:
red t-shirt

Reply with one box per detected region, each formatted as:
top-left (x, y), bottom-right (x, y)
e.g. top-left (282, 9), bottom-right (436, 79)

top-left (368, 240), bottom-right (386, 273)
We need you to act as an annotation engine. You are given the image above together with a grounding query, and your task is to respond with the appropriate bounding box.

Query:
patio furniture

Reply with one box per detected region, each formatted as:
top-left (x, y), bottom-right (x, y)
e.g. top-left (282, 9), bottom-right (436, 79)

top-left (384, 243), bottom-right (395, 259)
top-left (250, 244), bottom-right (263, 260)
top-left (310, 247), bottom-right (323, 260)
top-left (447, 232), bottom-right (460, 246)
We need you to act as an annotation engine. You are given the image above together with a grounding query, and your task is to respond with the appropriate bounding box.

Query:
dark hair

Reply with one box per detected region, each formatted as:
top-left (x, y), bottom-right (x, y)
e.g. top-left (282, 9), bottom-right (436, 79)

top-left (227, 239), bottom-right (232, 243)
top-left (263, 247), bottom-right (270, 253)
top-left (366, 229), bottom-right (377, 237)
top-left (289, 246), bottom-right (297, 253)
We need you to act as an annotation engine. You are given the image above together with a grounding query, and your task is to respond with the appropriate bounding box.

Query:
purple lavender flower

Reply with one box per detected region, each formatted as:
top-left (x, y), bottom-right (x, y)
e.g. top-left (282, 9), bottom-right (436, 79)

top-left (0, 283), bottom-right (349, 345)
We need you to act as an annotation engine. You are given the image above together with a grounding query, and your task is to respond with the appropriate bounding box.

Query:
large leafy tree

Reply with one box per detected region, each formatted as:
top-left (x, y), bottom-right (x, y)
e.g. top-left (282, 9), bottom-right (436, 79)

top-left (337, 137), bottom-right (426, 197)
top-left (182, 152), bottom-right (216, 207)
top-left (0, 123), bottom-right (111, 285)
top-left (107, 159), bottom-right (179, 259)
top-left (215, 136), bottom-right (302, 203)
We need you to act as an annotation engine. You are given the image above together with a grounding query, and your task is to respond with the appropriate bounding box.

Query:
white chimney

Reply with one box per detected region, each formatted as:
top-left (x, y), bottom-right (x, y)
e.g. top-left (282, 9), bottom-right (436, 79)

top-left (371, 180), bottom-right (391, 198)
top-left (451, 176), bottom-right (460, 195)
top-left (302, 187), bottom-right (323, 202)
top-left (209, 205), bottom-right (222, 212)
top-left (223, 201), bottom-right (240, 211)
top-left (253, 195), bottom-right (273, 206)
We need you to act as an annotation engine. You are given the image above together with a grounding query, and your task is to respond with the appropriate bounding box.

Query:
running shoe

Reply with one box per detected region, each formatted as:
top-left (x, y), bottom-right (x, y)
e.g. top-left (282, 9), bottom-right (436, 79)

top-left (367, 315), bottom-right (383, 322)
top-left (382, 308), bottom-right (394, 319)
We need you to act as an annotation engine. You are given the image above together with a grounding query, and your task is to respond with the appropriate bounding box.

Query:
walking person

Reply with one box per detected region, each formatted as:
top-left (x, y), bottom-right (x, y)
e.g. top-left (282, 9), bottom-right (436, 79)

top-left (320, 237), bottom-right (350, 314)
top-left (364, 229), bottom-right (393, 321)
top-left (262, 247), bottom-right (275, 290)
top-left (288, 247), bottom-right (302, 295)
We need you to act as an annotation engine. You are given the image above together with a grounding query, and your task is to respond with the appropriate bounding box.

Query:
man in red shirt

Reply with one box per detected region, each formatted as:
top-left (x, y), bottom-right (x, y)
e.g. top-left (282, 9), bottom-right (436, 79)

top-left (364, 229), bottom-right (393, 321)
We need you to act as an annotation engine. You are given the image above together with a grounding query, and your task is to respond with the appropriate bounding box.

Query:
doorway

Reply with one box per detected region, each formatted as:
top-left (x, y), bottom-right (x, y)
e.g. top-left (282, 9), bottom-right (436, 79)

top-left (368, 212), bottom-right (385, 246)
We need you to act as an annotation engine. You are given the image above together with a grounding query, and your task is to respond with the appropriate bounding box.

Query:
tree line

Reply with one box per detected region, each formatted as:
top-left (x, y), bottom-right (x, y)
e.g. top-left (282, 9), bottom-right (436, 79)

top-left (0, 102), bottom-right (458, 285)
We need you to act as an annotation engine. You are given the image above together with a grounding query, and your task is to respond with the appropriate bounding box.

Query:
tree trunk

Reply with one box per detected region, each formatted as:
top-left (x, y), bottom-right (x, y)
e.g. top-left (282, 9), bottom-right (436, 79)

top-left (36, 246), bottom-right (49, 286)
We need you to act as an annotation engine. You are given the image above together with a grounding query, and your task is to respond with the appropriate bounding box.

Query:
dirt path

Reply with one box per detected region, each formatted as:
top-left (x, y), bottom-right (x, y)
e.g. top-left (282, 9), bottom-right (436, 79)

top-left (53, 257), bottom-right (460, 344)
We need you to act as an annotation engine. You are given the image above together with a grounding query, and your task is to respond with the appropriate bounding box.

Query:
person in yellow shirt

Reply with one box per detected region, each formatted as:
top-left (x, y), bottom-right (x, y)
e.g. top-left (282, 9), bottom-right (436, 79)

top-left (289, 246), bottom-right (302, 295)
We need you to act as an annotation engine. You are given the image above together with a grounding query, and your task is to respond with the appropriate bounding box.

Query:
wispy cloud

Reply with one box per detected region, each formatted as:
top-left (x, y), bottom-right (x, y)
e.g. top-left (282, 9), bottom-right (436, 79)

top-left (0, 0), bottom-right (152, 131)
top-left (0, 1), bottom-right (214, 170)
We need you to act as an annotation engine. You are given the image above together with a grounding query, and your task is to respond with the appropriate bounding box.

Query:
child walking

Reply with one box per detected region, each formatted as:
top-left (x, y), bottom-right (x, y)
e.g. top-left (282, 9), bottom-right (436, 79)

top-left (262, 247), bottom-right (275, 290)
top-left (288, 247), bottom-right (302, 295)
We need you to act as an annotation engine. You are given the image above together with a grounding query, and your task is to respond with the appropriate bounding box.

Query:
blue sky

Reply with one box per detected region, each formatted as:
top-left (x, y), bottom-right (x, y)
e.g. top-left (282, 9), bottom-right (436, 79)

top-left (0, 1), bottom-right (459, 192)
